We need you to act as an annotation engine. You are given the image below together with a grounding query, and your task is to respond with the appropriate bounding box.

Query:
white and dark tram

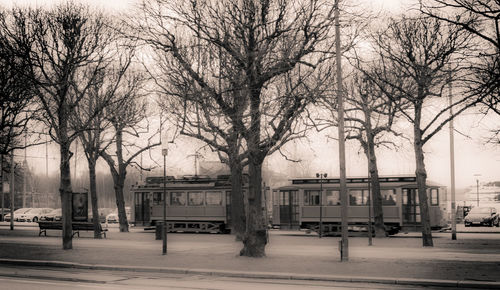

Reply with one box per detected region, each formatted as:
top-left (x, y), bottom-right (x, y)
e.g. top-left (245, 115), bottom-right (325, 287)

top-left (271, 176), bottom-right (448, 235)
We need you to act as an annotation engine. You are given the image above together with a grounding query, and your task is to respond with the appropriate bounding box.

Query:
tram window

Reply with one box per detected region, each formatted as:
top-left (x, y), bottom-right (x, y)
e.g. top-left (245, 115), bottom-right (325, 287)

top-left (304, 190), bottom-right (320, 206)
top-left (326, 190), bottom-right (340, 205)
top-left (188, 192), bottom-right (204, 206)
top-left (206, 191), bottom-right (222, 205)
top-left (430, 189), bottom-right (439, 205)
top-left (381, 189), bottom-right (396, 206)
top-left (171, 192), bottom-right (186, 206)
top-left (349, 189), bottom-right (368, 206)
top-left (153, 192), bottom-right (164, 205)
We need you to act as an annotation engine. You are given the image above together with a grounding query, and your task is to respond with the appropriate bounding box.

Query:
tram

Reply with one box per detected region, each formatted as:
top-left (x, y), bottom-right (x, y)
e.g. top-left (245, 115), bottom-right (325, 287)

top-left (132, 175), bottom-right (236, 233)
top-left (271, 175), bottom-right (448, 235)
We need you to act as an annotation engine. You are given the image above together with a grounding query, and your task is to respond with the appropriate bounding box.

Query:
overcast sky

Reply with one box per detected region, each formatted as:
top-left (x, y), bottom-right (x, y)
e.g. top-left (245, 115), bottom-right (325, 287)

top-left (5, 0), bottom-right (500, 189)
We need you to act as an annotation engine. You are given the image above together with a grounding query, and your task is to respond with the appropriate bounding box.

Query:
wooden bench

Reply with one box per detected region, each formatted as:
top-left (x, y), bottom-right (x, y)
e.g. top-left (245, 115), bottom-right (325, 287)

top-left (38, 221), bottom-right (108, 238)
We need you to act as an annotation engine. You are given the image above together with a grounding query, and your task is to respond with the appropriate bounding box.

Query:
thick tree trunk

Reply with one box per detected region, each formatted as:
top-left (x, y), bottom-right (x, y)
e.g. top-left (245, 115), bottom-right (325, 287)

top-left (229, 158), bottom-right (245, 240)
top-left (414, 140), bottom-right (433, 247)
top-left (88, 160), bottom-right (101, 238)
top-left (59, 141), bottom-right (73, 250)
top-left (115, 129), bottom-right (129, 233)
top-left (367, 141), bottom-right (386, 237)
top-left (240, 160), bottom-right (267, 257)
top-left (112, 172), bottom-right (129, 232)
top-left (413, 102), bottom-right (433, 247)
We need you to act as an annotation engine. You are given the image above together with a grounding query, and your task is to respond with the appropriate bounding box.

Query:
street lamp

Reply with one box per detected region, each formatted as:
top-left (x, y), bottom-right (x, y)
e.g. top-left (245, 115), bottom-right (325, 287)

top-left (316, 173), bottom-right (327, 238)
top-left (162, 148), bottom-right (168, 255)
top-left (474, 174), bottom-right (481, 207)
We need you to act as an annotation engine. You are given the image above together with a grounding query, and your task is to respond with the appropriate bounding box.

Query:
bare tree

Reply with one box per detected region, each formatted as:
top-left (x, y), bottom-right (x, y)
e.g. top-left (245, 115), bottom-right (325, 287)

top-left (21, 4), bottom-right (117, 249)
top-left (130, 0), bottom-right (336, 257)
top-left (421, 0), bottom-right (500, 142)
top-left (100, 70), bottom-right (161, 233)
top-left (0, 8), bottom-right (36, 157)
top-left (320, 67), bottom-right (406, 237)
top-left (151, 37), bottom-right (251, 239)
top-left (372, 16), bottom-right (476, 247)
top-left (0, 8), bottom-right (37, 218)
top-left (72, 47), bottom-right (135, 238)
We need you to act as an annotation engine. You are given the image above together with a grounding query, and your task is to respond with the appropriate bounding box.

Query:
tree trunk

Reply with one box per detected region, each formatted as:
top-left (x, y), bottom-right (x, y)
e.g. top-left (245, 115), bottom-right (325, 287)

top-left (414, 140), bottom-right (433, 247)
top-left (88, 160), bottom-right (101, 238)
top-left (240, 160), bottom-right (267, 257)
top-left (116, 178), bottom-right (129, 232)
top-left (115, 129), bottom-right (129, 233)
top-left (111, 170), bottom-right (129, 232)
top-left (59, 140), bottom-right (73, 250)
top-left (229, 156), bottom-right (245, 240)
top-left (413, 103), bottom-right (433, 247)
top-left (367, 140), bottom-right (386, 237)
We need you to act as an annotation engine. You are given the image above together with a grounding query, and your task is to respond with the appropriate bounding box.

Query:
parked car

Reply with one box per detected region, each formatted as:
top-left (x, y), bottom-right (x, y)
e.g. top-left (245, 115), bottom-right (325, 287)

top-left (464, 207), bottom-right (499, 227)
top-left (89, 208), bottom-right (114, 223)
top-left (40, 208), bottom-right (62, 221)
top-left (106, 207), bottom-right (131, 224)
top-left (106, 210), bottom-right (119, 224)
top-left (19, 208), bottom-right (53, 222)
top-left (0, 208), bottom-right (11, 221)
top-left (4, 208), bottom-right (31, 222)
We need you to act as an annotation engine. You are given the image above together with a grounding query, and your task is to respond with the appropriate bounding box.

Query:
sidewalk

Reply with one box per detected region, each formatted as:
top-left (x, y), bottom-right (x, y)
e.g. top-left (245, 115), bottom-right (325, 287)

top-left (1, 226), bottom-right (500, 288)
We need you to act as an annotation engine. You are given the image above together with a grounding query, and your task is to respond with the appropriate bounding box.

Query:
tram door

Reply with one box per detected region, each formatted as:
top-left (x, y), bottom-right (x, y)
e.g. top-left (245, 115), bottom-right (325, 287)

top-left (279, 190), bottom-right (299, 229)
top-left (402, 188), bottom-right (420, 225)
top-left (134, 192), bottom-right (151, 225)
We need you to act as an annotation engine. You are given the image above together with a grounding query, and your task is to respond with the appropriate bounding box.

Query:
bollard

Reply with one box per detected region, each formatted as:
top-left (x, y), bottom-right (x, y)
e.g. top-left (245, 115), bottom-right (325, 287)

top-left (155, 221), bottom-right (163, 240)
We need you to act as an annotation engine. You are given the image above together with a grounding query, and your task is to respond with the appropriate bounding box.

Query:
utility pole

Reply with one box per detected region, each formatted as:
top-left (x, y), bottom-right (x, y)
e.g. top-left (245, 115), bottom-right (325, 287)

top-left (162, 148), bottom-right (168, 255)
top-left (189, 153), bottom-right (201, 176)
top-left (474, 174), bottom-right (481, 207)
top-left (335, 0), bottom-right (348, 262)
top-left (1, 155), bottom-right (4, 221)
top-left (23, 130), bottom-right (27, 208)
top-left (10, 151), bottom-right (14, 230)
top-left (367, 147), bottom-right (372, 246)
top-left (448, 66), bottom-right (457, 240)
top-left (46, 135), bottom-right (49, 205)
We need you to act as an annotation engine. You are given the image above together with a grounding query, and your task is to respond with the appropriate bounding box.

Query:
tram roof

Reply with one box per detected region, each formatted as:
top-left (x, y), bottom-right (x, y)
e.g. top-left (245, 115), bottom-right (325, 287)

top-left (132, 175), bottom-right (232, 189)
top-left (282, 175), bottom-right (444, 188)
top-left (290, 175), bottom-right (418, 185)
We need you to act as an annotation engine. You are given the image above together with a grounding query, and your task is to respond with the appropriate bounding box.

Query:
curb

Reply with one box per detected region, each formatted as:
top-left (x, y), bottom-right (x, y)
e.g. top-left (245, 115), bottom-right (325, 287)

top-left (1, 258), bottom-right (500, 289)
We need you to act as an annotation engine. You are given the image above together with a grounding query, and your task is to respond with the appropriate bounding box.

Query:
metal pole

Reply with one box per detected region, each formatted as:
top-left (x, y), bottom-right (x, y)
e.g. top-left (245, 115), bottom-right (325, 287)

top-left (1, 155), bottom-right (4, 221)
top-left (476, 179), bottom-right (479, 207)
top-left (448, 66), bottom-right (457, 240)
top-left (367, 152), bottom-right (372, 246)
top-left (162, 149), bottom-right (168, 255)
top-left (23, 130), bottom-right (27, 208)
top-left (10, 150), bottom-right (14, 230)
top-left (318, 173), bottom-right (323, 238)
top-left (335, 0), bottom-right (348, 262)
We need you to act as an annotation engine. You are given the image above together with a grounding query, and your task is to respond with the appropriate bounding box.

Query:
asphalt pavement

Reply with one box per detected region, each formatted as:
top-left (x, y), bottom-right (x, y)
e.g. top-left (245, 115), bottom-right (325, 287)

top-left (0, 223), bottom-right (499, 289)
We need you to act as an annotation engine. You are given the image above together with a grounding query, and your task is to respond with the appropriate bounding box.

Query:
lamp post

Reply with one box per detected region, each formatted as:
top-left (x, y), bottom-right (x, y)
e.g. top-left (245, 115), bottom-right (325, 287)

top-left (474, 174), bottom-right (481, 207)
top-left (162, 148), bottom-right (168, 255)
top-left (367, 167), bottom-right (372, 246)
top-left (316, 173), bottom-right (327, 238)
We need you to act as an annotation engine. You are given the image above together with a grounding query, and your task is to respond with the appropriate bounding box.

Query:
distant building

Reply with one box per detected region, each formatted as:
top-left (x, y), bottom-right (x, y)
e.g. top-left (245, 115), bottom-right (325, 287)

top-left (463, 182), bottom-right (500, 208)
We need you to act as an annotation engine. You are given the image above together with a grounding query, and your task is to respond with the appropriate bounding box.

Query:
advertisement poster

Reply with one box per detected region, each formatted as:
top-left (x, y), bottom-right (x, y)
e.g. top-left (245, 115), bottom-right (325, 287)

top-left (72, 191), bottom-right (88, 222)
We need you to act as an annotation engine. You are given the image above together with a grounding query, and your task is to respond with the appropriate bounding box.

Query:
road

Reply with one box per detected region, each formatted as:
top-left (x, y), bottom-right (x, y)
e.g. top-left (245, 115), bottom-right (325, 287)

top-left (0, 266), bottom-right (462, 290)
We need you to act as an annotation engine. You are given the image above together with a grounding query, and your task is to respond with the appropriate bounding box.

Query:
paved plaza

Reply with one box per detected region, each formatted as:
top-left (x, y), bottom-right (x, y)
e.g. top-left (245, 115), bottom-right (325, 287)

top-left (0, 223), bottom-right (499, 288)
